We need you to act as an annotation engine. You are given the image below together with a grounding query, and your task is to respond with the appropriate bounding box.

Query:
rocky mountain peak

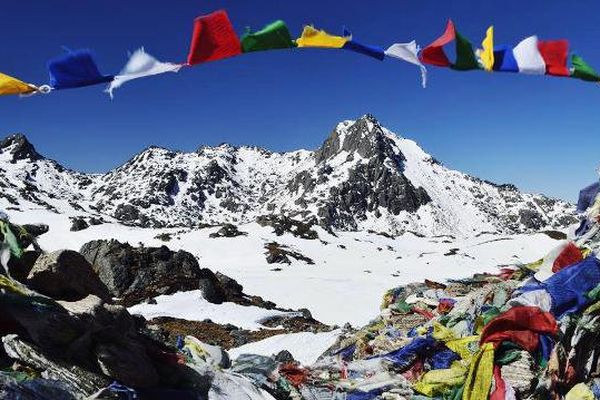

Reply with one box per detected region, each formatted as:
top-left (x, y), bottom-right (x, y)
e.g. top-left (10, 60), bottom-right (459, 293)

top-left (0, 117), bottom-right (577, 236)
top-left (0, 133), bottom-right (43, 163)
top-left (315, 114), bottom-right (402, 165)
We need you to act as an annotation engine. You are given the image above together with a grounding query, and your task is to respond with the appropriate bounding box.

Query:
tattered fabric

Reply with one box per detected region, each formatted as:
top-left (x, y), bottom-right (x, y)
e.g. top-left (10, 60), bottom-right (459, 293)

top-left (107, 48), bottom-right (182, 98)
top-left (371, 336), bottom-right (436, 371)
top-left (343, 40), bottom-right (385, 61)
top-left (513, 36), bottom-right (546, 75)
top-left (295, 26), bottom-right (349, 48)
top-left (420, 20), bottom-right (455, 67)
top-left (385, 41), bottom-right (428, 87)
top-left (544, 256), bottom-right (600, 318)
top-left (493, 45), bottom-right (519, 72)
top-left (577, 182), bottom-right (600, 212)
top-left (0, 72), bottom-right (36, 96)
top-left (48, 49), bottom-right (114, 90)
top-left (241, 20), bottom-right (296, 53)
top-left (552, 242), bottom-right (583, 273)
top-left (452, 30), bottom-right (480, 71)
top-left (571, 54), bottom-right (600, 82)
top-left (462, 342), bottom-right (494, 400)
top-left (187, 10), bottom-right (242, 65)
top-left (538, 39), bottom-right (570, 77)
top-left (480, 26), bottom-right (495, 71)
top-left (480, 306), bottom-right (558, 352)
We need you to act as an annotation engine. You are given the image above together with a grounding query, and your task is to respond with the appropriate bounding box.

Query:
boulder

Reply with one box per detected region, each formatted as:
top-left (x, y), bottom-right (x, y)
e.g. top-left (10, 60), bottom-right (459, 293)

top-left (69, 217), bottom-right (89, 232)
top-left (2, 334), bottom-right (110, 397)
top-left (197, 268), bottom-right (228, 304)
top-left (264, 242), bottom-right (315, 265)
top-left (21, 223), bottom-right (49, 238)
top-left (80, 239), bottom-right (204, 306)
top-left (26, 250), bottom-right (111, 302)
top-left (7, 250), bottom-right (40, 283)
top-left (0, 371), bottom-right (77, 400)
top-left (256, 215), bottom-right (319, 240)
top-left (209, 224), bottom-right (248, 238)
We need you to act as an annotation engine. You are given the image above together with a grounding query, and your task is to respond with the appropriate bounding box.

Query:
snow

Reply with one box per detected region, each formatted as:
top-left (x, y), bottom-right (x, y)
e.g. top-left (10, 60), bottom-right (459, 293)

top-left (0, 116), bottom-right (573, 237)
top-left (127, 290), bottom-right (299, 331)
top-left (5, 207), bottom-right (561, 327)
top-left (228, 330), bottom-right (341, 366)
top-left (0, 118), bottom-right (575, 327)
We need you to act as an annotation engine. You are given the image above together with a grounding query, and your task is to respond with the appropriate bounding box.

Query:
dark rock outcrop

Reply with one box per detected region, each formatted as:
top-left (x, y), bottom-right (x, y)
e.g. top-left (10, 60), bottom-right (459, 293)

top-left (7, 250), bottom-right (40, 283)
top-left (312, 116), bottom-right (431, 230)
top-left (69, 216), bottom-right (89, 232)
top-left (79, 240), bottom-right (203, 307)
top-left (256, 215), bottom-right (319, 240)
top-left (209, 224), bottom-right (248, 238)
top-left (265, 242), bottom-right (315, 265)
top-left (26, 250), bottom-right (111, 302)
top-left (0, 134), bottom-right (43, 163)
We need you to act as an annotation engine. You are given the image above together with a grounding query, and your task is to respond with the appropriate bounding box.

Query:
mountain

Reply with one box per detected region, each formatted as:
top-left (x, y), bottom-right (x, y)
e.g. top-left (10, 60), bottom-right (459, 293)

top-left (0, 115), bottom-right (576, 236)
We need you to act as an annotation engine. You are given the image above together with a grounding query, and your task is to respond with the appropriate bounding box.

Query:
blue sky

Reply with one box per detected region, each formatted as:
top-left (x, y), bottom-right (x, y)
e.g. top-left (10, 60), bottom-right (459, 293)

top-left (0, 1), bottom-right (599, 201)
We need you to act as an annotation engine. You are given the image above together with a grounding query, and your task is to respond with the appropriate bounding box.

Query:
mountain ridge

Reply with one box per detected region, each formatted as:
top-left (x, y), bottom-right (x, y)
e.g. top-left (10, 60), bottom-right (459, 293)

top-left (0, 115), bottom-right (576, 236)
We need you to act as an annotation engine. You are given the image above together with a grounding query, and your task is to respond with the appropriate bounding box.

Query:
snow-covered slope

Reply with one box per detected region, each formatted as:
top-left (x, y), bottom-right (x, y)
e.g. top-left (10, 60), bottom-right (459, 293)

top-left (5, 207), bottom-right (563, 326)
top-left (0, 114), bottom-right (575, 237)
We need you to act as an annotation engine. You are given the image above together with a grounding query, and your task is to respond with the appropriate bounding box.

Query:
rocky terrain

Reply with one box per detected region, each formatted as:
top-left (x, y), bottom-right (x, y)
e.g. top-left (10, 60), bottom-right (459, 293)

top-left (0, 115), bottom-right (576, 237)
top-left (0, 181), bottom-right (596, 399)
top-left (0, 219), bottom-right (333, 398)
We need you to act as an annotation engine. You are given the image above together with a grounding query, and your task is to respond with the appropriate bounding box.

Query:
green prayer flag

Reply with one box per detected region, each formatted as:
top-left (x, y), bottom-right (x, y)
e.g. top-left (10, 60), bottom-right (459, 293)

top-left (571, 54), bottom-right (600, 82)
top-left (452, 31), bottom-right (480, 71)
top-left (241, 20), bottom-right (297, 53)
top-left (0, 221), bottom-right (22, 258)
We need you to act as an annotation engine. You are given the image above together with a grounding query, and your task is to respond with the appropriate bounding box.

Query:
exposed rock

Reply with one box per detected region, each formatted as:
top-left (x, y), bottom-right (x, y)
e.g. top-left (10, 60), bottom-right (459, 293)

top-left (275, 350), bottom-right (295, 363)
top-left (0, 371), bottom-right (77, 400)
top-left (2, 334), bottom-right (110, 397)
top-left (197, 268), bottom-right (229, 304)
top-left (154, 232), bottom-right (172, 242)
top-left (69, 216), bottom-right (89, 232)
top-left (0, 119), bottom-right (577, 236)
top-left (26, 250), bottom-right (111, 302)
top-left (79, 239), bottom-right (203, 307)
top-left (261, 314), bottom-right (330, 333)
top-left (264, 242), bottom-right (315, 265)
top-left (519, 209), bottom-right (545, 230)
top-left (0, 134), bottom-right (43, 163)
top-left (197, 269), bottom-right (277, 308)
top-left (148, 313), bottom-right (330, 351)
top-left (88, 217), bottom-right (104, 226)
top-left (21, 223), bottom-right (49, 238)
top-left (541, 230), bottom-right (568, 240)
top-left (209, 224), bottom-right (248, 238)
top-left (256, 215), bottom-right (319, 240)
top-left (6, 250), bottom-right (40, 283)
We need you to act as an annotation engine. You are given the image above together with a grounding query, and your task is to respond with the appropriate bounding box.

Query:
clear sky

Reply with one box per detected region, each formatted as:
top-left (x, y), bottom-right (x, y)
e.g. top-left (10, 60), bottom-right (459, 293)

top-left (0, 1), bottom-right (599, 201)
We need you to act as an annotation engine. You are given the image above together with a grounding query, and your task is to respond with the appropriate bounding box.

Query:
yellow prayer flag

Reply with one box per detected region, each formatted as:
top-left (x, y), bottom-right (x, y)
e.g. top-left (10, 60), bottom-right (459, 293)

top-left (414, 361), bottom-right (468, 397)
top-left (0, 72), bottom-right (36, 96)
top-left (462, 342), bottom-right (494, 400)
top-left (296, 25), bottom-right (349, 49)
top-left (481, 26), bottom-right (495, 72)
top-left (566, 383), bottom-right (595, 400)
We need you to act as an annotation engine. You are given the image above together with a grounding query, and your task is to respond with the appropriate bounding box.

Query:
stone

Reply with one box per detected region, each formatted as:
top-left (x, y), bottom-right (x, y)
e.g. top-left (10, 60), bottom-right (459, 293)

top-left (209, 224), bottom-right (248, 238)
top-left (80, 240), bottom-right (203, 307)
top-left (2, 334), bottom-right (110, 397)
top-left (27, 250), bottom-right (111, 302)
top-left (69, 217), bottom-right (89, 232)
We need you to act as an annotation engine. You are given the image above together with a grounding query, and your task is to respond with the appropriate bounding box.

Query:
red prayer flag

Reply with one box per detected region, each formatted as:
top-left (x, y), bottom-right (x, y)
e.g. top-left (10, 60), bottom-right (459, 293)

top-left (420, 20), bottom-right (456, 67)
top-left (187, 10), bottom-right (242, 65)
top-left (480, 306), bottom-right (558, 352)
top-left (538, 39), bottom-right (570, 77)
top-left (552, 242), bottom-right (583, 273)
